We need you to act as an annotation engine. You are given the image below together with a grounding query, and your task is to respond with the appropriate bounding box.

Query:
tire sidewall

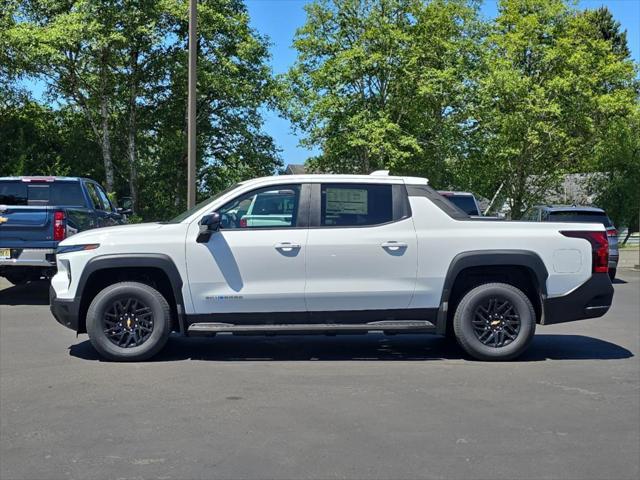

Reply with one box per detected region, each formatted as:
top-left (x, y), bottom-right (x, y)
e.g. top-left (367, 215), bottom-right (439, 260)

top-left (454, 283), bottom-right (535, 360)
top-left (87, 283), bottom-right (170, 361)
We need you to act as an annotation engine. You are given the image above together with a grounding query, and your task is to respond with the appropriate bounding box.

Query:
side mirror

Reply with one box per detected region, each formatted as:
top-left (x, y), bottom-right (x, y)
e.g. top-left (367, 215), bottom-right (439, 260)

top-left (197, 212), bottom-right (221, 243)
top-left (117, 207), bottom-right (133, 216)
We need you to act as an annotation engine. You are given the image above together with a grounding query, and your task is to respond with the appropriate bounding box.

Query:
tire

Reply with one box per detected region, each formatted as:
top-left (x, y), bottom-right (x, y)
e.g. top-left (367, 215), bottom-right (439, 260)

top-left (453, 282), bottom-right (536, 361)
top-left (3, 271), bottom-right (29, 285)
top-left (86, 282), bottom-right (171, 362)
top-left (608, 268), bottom-right (616, 281)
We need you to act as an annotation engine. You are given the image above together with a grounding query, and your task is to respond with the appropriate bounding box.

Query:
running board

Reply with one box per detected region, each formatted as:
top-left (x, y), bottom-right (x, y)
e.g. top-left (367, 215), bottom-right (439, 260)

top-left (187, 320), bottom-right (436, 335)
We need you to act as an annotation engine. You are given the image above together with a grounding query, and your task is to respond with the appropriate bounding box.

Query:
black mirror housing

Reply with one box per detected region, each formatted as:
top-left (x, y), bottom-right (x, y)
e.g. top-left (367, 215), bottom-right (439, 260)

top-left (197, 212), bottom-right (221, 243)
top-left (117, 207), bottom-right (133, 216)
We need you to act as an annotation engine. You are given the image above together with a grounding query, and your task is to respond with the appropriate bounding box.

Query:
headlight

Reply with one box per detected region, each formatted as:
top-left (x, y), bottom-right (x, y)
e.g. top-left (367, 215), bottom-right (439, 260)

top-left (56, 244), bottom-right (100, 254)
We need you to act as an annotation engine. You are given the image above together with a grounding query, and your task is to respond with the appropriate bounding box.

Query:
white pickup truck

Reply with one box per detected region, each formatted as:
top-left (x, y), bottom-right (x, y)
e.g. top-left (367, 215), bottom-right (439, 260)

top-left (50, 172), bottom-right (614, 362)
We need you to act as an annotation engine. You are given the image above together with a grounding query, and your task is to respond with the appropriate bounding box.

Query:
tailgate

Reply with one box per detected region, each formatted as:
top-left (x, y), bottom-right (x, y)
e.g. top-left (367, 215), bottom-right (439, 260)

top-left (0, 206), bottom-right (57, 248)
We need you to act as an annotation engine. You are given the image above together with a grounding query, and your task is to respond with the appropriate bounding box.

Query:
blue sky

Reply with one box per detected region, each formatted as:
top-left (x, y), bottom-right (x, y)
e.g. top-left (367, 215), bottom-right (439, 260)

top-left (246, 0), bottom-right (640, 165)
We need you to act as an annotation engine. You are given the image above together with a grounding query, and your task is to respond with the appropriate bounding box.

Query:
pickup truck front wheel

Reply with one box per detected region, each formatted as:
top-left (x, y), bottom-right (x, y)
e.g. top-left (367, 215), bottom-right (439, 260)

top-left (453, 282), bottom-right (536, 361)
top-left (86, 282), bottom-right (171, 362)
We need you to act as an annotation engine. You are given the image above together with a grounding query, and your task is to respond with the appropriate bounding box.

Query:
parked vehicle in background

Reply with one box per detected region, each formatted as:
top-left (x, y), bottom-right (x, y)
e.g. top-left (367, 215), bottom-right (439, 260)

top-left (0, 176), bottom-right (127, 285)
top-left (523, 205), bottom-right (619, 280)
top-left (51, 172), bottom-right (613, 362)
top-left (437, 191), bottom-right (482, 216)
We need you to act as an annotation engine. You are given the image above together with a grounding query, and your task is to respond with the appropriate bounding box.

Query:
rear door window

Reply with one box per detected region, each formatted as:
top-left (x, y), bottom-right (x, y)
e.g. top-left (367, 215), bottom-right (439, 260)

top-left (321, 184), bottom-right (393, 227)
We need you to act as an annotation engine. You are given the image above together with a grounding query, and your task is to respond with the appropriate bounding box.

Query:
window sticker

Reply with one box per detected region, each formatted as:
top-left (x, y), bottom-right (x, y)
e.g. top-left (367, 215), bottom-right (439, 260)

top-left (326, 188), bottom-right (368, 214)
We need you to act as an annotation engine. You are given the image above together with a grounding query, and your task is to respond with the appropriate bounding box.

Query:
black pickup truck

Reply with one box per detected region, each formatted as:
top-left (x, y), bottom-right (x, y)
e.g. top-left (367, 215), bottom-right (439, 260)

top-left (0, 176), bottom-right (128, 284)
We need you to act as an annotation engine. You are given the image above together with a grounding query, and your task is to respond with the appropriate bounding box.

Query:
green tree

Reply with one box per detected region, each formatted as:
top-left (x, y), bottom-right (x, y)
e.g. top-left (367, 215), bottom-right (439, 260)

top-left (591, 106), bottom-right (640, 239)
top-left (580, 6), bottom-right (630, 59)
top-left (283, 0), bottom-right (482, 185)
top-left (3, 0), bottom-right (281, 220)
top-left (7, 0), bottom-right (127, 193)
top-left (0, 96), bottom-right (102, 178)
top-left (461, 0), bottom-right (637, 218)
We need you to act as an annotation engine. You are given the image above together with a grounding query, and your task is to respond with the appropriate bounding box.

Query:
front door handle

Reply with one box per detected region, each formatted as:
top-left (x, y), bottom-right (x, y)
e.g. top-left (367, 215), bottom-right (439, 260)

top-left (274, 242), bottom-right (301, 251)
top-left (381, 241), bottom-right (408, 250)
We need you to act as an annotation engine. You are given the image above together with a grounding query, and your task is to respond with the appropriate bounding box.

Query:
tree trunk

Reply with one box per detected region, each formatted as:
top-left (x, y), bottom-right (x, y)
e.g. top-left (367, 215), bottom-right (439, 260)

top-left (127, 50), bottom-right (139, 212)
top-left (175, 153), bottom-right (187, 208)
top-left (99, 52), bottom-right (115, 194)
top-left (127, 105), bottom-right (138, 212)
top-left (100, 95), bottom-right (115, 194)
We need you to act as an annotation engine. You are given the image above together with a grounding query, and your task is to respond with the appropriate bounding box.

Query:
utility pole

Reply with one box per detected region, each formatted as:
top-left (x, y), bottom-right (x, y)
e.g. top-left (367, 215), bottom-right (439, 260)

top-left (187, 0), bottom-right (197, 209)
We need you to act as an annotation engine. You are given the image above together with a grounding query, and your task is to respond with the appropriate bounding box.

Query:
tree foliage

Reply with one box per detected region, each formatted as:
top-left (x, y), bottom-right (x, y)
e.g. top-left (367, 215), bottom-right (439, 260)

top-left (283, 0), bottom-right (482, 187)
top-left (461, 0), bottom-right (638, 218)
top-left (284, 0), bottom-right (638, 220)
top-left (2, 0), bottom-right (638, 227)
top-left (1, 0), bottom-right (280, 220)
top-left (591, 106), bottom-right (640, 237)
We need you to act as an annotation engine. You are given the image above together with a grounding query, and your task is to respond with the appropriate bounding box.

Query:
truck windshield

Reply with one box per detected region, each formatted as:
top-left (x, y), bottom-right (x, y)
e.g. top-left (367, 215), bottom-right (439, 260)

top-left (0, 181), bottom-right (85, 206)
top-left (167, 183), bottom-right (241, 223)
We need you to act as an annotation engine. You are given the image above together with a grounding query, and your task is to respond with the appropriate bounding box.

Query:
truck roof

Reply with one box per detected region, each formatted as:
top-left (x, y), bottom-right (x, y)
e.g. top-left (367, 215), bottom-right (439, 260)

top-left (244, 173), bottom-right (429, 186)
top-left (0, 176), bottom-right (86, 182)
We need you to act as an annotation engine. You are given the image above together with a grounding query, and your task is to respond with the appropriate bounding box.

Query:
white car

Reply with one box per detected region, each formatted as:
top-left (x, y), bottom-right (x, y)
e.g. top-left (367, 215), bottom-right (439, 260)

top-left (50, 172), bottom-right (614, 361)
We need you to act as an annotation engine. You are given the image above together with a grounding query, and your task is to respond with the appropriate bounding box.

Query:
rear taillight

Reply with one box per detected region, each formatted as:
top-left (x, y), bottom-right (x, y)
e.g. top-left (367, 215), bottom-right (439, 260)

top-left (53, 210), bottom-right (66, 241)
top-left (607, 229), bottom-right (618, 238)
top-left (561, 230), bottom-right (609, 273)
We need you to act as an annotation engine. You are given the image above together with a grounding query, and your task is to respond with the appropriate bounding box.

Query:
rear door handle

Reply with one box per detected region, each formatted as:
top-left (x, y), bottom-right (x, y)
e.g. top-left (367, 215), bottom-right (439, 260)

top-left (274, 242), bottom-right (301, 251)
top-left (381, 241), bottom-right (408, 250)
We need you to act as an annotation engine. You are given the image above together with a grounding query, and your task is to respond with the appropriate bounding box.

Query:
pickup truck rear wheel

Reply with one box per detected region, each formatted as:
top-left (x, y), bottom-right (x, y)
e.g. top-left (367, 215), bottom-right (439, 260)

top-left (453, 282), bottom-right (536, 361)
top-left (86, 282), bottom-right (171, 362)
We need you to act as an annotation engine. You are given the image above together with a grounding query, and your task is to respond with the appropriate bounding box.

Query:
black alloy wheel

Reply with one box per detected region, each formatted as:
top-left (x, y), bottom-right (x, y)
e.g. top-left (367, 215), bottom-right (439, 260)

top-left (471, 296), bottom-right (521, 348)
top-left (86, 281), bottom-right (171, 362)
top-left (453, 282), bottom-right (536, 361)
top-left (103, 297), bottom-right (154, 348)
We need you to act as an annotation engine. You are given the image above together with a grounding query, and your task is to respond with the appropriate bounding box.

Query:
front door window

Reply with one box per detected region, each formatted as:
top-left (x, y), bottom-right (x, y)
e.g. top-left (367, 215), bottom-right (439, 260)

top-left (218, 185), bottom-right (301, 229)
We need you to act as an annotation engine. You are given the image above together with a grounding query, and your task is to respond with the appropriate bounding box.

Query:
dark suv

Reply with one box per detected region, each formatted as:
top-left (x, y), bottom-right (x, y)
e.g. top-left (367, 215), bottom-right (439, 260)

top-left (523, 205), bottom-right (619, 279)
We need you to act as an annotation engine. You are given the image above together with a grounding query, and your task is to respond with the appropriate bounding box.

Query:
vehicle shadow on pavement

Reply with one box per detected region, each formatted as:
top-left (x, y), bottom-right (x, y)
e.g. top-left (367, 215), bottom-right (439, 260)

top-left (612, 278), bottom-right (627, 284)
top-left (68, 333), bottom-right (633, 363)
top-left (0, 280), bottom-right (49, 306)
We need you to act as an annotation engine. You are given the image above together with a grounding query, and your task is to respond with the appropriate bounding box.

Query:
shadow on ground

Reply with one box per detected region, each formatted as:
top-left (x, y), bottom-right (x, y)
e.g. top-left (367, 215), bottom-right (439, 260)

top-left (0, 280), bottom-right (49, 306)
top-left (69, 333), bottom-right (633, 363)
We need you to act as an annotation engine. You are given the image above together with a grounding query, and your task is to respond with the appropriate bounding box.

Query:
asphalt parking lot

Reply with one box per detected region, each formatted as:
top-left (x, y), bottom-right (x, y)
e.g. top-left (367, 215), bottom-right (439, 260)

top-left (1, 272), bottom-right (638, 480)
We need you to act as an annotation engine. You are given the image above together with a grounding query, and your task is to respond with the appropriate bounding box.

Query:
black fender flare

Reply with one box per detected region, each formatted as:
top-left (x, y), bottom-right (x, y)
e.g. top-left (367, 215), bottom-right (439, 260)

top-left (76, 253), bottom-right (186, 334)
top-left (436, 250), bottom-right (549, 334)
